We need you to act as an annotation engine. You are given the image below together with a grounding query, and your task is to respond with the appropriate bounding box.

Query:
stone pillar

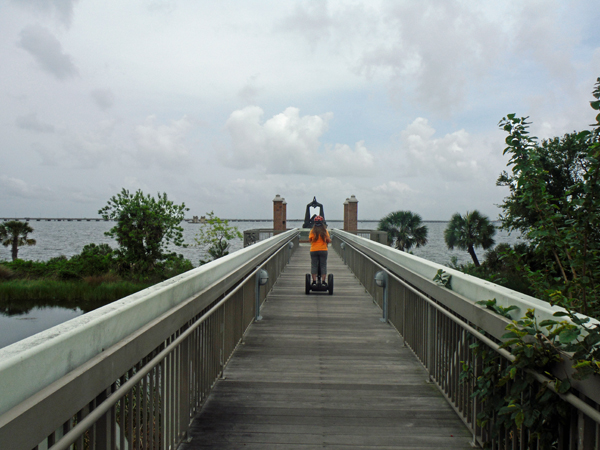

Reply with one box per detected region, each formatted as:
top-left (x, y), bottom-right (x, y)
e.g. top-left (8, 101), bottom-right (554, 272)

top-left (347, 195), bottom-right (358, 232)
top-left (273, 195), bottom-right (285, 231)
top-left (343, 198), bottom-right (349, 231)
top-left (282, 198), bottom-right (287, 230)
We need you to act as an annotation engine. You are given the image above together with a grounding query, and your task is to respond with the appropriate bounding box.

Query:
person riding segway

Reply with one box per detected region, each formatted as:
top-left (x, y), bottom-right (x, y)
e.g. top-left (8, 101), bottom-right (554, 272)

top-left (305, 215), bottom-right (334, 295)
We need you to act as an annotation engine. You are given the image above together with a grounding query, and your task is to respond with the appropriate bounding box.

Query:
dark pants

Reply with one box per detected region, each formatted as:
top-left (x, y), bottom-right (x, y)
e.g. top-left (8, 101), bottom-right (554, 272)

top-left (310, 251), bottom-right (328, 276)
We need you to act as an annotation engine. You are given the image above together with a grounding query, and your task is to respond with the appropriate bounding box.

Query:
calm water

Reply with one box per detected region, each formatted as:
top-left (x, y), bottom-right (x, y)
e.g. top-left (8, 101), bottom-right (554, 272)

top-left (0, 219), bottom-right (521, 348)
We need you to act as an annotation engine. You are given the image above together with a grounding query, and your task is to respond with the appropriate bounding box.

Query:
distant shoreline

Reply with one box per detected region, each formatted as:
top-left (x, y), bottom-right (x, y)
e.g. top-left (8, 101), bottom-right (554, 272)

top-left (1, 217), bottom-right (455, 223)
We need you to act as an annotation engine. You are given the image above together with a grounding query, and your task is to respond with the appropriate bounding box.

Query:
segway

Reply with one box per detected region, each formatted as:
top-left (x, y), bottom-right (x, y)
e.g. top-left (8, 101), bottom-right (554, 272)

top-left (305, 260), bottom-right (333, 295)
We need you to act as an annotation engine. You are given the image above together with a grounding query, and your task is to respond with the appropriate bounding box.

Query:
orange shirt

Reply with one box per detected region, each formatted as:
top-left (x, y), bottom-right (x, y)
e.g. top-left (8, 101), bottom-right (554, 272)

top-left (309, 229), bottom-right (331, 252)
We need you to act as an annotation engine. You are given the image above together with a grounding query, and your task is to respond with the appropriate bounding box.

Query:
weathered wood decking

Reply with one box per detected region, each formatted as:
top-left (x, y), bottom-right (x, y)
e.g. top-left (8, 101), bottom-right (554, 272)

top-left (182, 245), bottom-right (473, 449)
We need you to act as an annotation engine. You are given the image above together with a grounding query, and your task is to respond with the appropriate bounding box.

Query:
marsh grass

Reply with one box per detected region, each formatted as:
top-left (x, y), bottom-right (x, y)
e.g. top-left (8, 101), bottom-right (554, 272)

top-left (0, 279), bottom-right (152, 316)
top-left (0, 265), bottom-right (14, 281)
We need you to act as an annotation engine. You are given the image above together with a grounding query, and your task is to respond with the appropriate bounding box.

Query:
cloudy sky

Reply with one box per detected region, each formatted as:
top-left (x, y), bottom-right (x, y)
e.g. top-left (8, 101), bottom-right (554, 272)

top-left (1, 0), bottom-right (599, 221)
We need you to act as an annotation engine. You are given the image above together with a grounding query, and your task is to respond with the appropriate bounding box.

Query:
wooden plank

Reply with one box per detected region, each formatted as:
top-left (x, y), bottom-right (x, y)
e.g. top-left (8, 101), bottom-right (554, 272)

top-left (182, 245), bottom-right (473, 449)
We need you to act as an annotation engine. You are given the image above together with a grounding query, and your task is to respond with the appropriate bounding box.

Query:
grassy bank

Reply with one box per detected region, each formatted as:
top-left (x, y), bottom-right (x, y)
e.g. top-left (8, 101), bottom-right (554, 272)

top-left (0, 242), bottom-right (194, 316)
top-left (0, 279), bottom-right (153, 316)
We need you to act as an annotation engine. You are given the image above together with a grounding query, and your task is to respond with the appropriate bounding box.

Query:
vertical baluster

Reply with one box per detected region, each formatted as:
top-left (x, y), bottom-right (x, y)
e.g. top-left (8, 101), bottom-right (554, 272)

top-left (180, 335), bottom-right (190, 442)
top-left (127, 369), bottom-right (134, 449)
top-left (168, 344), bottom-right (175, 448)
top-left (75, 408), bottom-right (85, 450)
top-left (135, 363), bottom-right (141, 450)
top-left (160, 347), bottom-right (166, 449)
top-left (142, 362), bottom-right (149, 450)
top-left (48, 431), bottom-right (56, 448)
top-left (116, 376), bottom-right (124, 450)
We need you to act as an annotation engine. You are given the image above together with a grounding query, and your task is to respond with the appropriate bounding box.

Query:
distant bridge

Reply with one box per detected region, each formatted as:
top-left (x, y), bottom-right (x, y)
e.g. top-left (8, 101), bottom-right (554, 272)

top-left (0, 229), bottom-right (598, 449)
top-left (0, 217), bottom-right (108, 222)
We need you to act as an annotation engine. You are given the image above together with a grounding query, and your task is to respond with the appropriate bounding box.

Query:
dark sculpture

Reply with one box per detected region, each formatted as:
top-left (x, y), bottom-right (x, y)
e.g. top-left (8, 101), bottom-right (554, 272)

top-left (302, 197), bottom-right (326, 228)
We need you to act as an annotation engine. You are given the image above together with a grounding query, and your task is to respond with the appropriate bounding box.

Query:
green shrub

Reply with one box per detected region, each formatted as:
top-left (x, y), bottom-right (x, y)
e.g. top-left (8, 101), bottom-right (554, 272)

top-left (0, 264), bottom-right (14, 280)
top-left (69, 243), bottom-right (116, 276)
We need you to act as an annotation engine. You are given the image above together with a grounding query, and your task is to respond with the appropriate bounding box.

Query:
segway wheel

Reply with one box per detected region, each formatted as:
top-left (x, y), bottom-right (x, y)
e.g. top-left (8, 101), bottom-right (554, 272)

top-left (305, 274), bottom-right (311, 295)
top-left (328, 274), bottom-right (334, 295)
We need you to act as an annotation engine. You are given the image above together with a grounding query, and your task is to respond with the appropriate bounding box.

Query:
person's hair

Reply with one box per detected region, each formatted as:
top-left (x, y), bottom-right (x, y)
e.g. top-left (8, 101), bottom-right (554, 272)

top-left (311, 224), bottom-right (328, 241)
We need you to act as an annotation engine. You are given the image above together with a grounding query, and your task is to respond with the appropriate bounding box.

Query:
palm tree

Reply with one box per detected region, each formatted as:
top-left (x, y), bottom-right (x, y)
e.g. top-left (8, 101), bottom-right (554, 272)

top-left (0, 221), bottom-right (36, 261)
top-left (444, 210), bottom-right (496, 267)
top-left (378, 211), bottom-right (428, 252)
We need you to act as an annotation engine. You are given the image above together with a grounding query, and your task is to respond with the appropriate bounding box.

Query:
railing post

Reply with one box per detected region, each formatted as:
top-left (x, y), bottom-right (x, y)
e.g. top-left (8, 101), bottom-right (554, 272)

top-left (288, 241), bottom-right (294, 264)
top-left (375, 271), bottom-right (388, 323)
top-left (255, 269), bottom-right (269, 321)
top-left (179, 334), bottom-right (190, 439)
top-left (95, 389), bottom-right (113, 450)
top-left (426, 304), bottom-right (434, 382)
top-left (402, 287), bottom-right (407, 347)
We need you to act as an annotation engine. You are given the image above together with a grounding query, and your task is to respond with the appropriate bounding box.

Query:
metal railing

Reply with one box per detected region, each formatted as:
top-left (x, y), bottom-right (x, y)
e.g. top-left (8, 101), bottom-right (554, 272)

top-left (332, 229), bottom-right (600, 449)
top-left (343, 229), bottom-right (387, 245)
top-left (244, 228), bottom-right (387, 247)
top-left (243, 228), bottom-right (278, 247)
top-left (0, 230), bottom-right (300, 450)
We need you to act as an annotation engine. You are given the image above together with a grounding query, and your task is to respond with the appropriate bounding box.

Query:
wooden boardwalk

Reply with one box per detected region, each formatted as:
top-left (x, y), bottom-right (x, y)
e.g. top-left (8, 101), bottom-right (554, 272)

top-left (182, 245), bottom-right (473, 449)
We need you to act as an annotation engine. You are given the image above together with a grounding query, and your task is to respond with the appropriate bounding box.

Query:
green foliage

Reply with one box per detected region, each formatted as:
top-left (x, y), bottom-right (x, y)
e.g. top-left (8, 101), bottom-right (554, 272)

top-left (1, 241), bottom-right (192, 285)
top-left (464, 308), bottom-right (570, 448)
top-left (377, 210), bottom-right (428, 252)
top-left (2, 245), bottom-right (115, 280)
top-left (477, 298), bottom-right (519, 319)
top-left (463, 303), bottom-right (600, 448)
top-left (497, 78), bottom-right (600, 316)
top-left (69, 243), bottom-right (115, 276)
top-left (433, 269), bottom-right (452, 289)
top-left (448, 243), bottom-right (536, 295)
top-left (444, 210), bottom-right (496, 267)
top-left (0, 220), bottom-right (36, 261)
top-left (99, 188), bottom-right (189, 276)
top-left (194, 212), bottom-right (242, 264)
top-left (161, 253), bottom-right (194, 277)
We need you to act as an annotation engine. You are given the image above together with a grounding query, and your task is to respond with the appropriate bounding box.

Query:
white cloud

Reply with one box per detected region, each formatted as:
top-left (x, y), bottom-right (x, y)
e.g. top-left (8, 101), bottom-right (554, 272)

top-left (16, 112), bottom-right (55, 133)
top-left (281, 1), bottom-right (504, 115)
top-left (32, 142), bottom-right (60, 166)
top-left (222, 106), bottom-right (375, 176)
top-left (12, 0), bottom-right (80, 28)
top-left (511, 0), bottom-right (576, 80)
top-left (223, 106), bottom-right (330, 174)
top-left (17, 24), bottom-right (78, 80)
top-left (90, 88), bottom-right (115, 110)
top-left (373, 181), bottom-right (414, 195)
top-left (400, 117), bottom-right (485, 181)
top-left (134, 115), bottom-right (193, 167)
top-left (145, 0), bottom-right (177, 14)
top-left (0, 175), bottom-right (53, 200)
top-left (278, 0), bottom-right (334, 48)
top-left (325, 140), bottom-right (375, 176)
top-left (0, 0), bottom-right (595, 219)
top-left (238, 75), bottom-right (262, 105)
top-left (62, 120), bottom-right (118, 168)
